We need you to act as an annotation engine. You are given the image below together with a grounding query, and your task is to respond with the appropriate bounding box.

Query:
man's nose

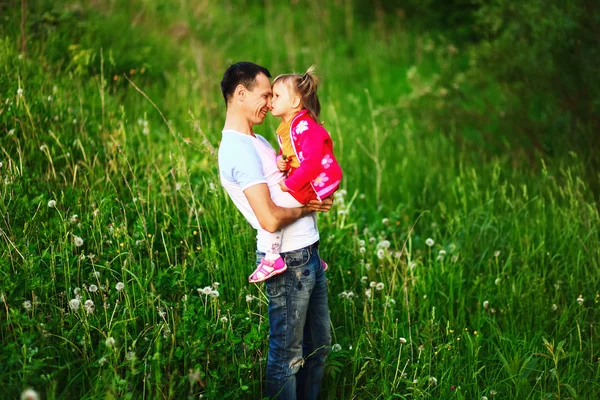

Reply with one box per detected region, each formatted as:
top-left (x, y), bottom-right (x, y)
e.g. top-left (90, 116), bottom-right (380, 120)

top-left (266, 97), bottom-right (273, 110)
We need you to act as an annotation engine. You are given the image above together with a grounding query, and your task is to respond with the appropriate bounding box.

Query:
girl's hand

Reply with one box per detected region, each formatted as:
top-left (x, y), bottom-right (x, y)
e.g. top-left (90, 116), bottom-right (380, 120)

top-left (277, 155), bottom-right (291, 172)
top-left (279, 180), bottom-right (290, 192)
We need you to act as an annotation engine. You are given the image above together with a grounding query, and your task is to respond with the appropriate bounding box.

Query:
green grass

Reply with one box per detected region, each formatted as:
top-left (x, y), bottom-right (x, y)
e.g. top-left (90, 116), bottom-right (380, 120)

top-left (1, 1), bottom-right (599, 399)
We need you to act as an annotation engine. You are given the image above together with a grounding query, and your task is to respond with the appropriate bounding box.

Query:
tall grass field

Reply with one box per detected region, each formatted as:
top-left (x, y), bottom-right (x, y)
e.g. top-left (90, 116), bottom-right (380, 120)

top-left (1, 1), bottom-right (599, 399)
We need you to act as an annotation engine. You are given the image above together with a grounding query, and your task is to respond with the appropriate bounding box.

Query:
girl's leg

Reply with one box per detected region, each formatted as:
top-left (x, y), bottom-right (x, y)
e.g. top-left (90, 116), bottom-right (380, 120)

top-left (249, 230), bottom-right (287, 283)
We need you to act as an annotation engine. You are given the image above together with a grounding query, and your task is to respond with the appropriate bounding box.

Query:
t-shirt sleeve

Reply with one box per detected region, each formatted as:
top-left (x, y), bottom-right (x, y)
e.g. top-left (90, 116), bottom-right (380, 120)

top-left (231, 146), bottom-right (266, 191)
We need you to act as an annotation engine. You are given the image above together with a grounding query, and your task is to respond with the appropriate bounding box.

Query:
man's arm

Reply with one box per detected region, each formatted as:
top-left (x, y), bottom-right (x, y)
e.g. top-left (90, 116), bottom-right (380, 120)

top-left (244, 184), bottom-right (313, 233)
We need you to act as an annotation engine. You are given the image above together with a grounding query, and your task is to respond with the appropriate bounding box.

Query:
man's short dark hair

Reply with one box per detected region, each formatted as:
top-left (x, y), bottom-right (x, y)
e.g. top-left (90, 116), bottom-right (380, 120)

top-left (220, 62), bottom-right (271, 106)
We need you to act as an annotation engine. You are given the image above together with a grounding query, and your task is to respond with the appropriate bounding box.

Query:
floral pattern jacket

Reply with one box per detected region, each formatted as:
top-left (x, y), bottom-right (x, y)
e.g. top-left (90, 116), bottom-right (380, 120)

top-left (278, 109), bottom-right (343, 203)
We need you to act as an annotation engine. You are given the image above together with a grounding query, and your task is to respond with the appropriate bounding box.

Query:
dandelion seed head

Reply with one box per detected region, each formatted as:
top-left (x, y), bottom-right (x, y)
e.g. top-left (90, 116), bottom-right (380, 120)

top-left (361, 276), bottom-right (368, 283)
top-left (577, 295), bottom-right (584, 305)
top-left (98, 357), bottom-right (107, 365)
top-left (437, 255), bottom-right (444, 261)
top-left (375, 282), bottom-right (384, 291)
top-left (425, 238), bottom-right (434, 247)
top-left (20, 388), bottom-right (39, 400)
top-left (69, 298), bottom-right (80, 310)
top-left (494, 251), bottom-right (500, 258)
top-left (400, 337), bottom-right (407, 344)
top-left (220, 316), bottom-right (228, 323)
top-left (88, 284), bottom-right (98, 293)
top-left (429, 377), bottom-right (437, 385)
top-left (377, 248), bottom-right (385, 259)
top-left (126, 351), bottom-right (136, 361)
top-left (551, 303), bottom-right (557, 311)
top-left (210, 290), bottom-right (220, 298)
top-left (483, 300), bottom-right (489, 309)
top-left (358, 240), bottom-right (365, 247)
top-left (369, 281), bottom-right (377, 288)
top-left (73, 235), bottom-right (84, 247)
top-left (17, 88), bottom-right (23, 96)
top-left (365, 288), bottom-right (372, 298)
top-left (93, 271), bottom-right (100, 279)
top-left (70, 214), bottom-right (79, 224)
top-left (382, 218), bottom-right (389, 225)
top-left (84, 299), bottom-right (95, 314)
top-left (332, 343), bottom-right (342, 352)
top-left (359, 247), bottom-right (366, 254)
top-left (439, 249), bottom-right (447, 255)
top-left (116, 282), bottom-right (124, 291)
top-left (105, 337), bottom-right (115, 347)
top-left (47, 200), bottom-right (56, 208)
top-left (23, 300), bottom-right (32, 311)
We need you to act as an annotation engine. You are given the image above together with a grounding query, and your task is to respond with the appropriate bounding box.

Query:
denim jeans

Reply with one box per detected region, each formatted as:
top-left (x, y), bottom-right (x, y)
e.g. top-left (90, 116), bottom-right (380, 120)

top-left (258, 241), bottom-right (331, 400)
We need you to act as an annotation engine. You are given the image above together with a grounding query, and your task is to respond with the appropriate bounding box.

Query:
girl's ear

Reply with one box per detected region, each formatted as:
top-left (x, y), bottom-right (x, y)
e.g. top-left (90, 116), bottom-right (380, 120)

top-left (291, 95), bottom-right (301, 108)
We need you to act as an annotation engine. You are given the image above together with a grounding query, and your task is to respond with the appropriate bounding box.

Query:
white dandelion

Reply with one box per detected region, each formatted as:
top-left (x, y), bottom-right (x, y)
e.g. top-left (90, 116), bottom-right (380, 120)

top-left (84, 299), bottom-right (95, 314)
top-left (332, 343), bottom-right (342, 352)
top-left (426, 238), bottom-right (434, 247)
top-left (377, 248), bottom-right (385, 259)
top-left (246, 294), bottom-right (254, 302)
top-left (220, 316), bottom-right (228, 323)
top-left (93, 271), bottom-right (100, 279)
top-left (494, 278), bottom-right (501, 285)
top-left (577, 295), bottom-right (584, 305)
top-left (365, 289), bottom-right (372, 298)
top-left (358, 240), bottom-right (365, 247)
top-left (20, 389), bottom-right (39, 400)
top-left (360, 276), bottom-right (368, 283)
top-left (88, 284), bottom-right (98, 293)
top-left (73, 235), bottom-right (84, 247)
top-left (382, 218), bottom-right (389, 225)
top-left (47, 200), bottom-right (56, 208)
top-left (23, 300), bottom-right (32, 311)
top-left (74, 287), bottom-right (81, 296)
top-left (69, 298), bottom-right (80, 311)
top-left (98, 357), bottom-right (107, 365)
top-left (70, 214), bottom-right (79, 224)
top-left (429, 376), bottom-right (438, 385)
top-left (126, 351), bottom-right (136, 361)
top-left (377, 240), bottom-right (391, 249)
top-left (439, 249), bottom-right (446, 255)
top-left (375, 282), bottom-right (384, 291)
top-left (17, 88), bottom-right (23, 96)
top-left (437, 255), bottom-right (444, 261)
top-left (339, 291), bottom-right (348, 299)
top-left (551, 304), bottom-right (557, 311)
top-left (116, 282), bottom-right (124, 291)
top-left (369, 281), bottom-right (377, 288)
top-left (483, 300), bottom-right (489, 309)
top-left (409, 261), bottom-right (417, 270)
top-left (105, 337), bottom-right (116, 347)
top-left (359, 247), bottom-right (366, 254)
top-left (399, 337), bottom-right (407, 344)
top-left (210, 290), bottom-right (220, 298)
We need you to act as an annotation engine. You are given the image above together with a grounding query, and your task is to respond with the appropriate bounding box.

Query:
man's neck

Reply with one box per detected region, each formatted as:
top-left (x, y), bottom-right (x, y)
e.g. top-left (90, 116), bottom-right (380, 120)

top-left (223, 111), bottom-right (254, 136)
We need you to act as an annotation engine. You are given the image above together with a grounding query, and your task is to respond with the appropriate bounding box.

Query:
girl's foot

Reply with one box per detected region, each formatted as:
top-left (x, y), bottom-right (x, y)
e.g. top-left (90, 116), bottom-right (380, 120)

top-left (249, 256), bottom-right (287, 283)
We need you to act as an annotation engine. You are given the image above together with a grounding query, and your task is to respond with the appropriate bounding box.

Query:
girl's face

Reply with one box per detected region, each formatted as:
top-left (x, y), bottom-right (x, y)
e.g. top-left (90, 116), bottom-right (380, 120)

top-left (271, 81), bottom-right (300, 120)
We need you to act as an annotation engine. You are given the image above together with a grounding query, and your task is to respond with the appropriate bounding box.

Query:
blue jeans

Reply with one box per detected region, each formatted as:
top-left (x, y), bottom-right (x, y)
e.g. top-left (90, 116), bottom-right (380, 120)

top-left (258, 241), bottom-right (331, 399)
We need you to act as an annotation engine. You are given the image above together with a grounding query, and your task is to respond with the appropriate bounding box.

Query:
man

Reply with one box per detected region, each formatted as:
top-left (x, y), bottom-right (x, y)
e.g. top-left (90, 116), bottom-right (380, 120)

top-left (218, 61), bottom-right (333, 399)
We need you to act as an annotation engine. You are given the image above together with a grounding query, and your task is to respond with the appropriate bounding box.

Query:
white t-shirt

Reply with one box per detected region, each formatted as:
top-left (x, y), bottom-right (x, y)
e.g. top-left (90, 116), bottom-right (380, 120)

top-left (218, 129), bottom-right (319, 253)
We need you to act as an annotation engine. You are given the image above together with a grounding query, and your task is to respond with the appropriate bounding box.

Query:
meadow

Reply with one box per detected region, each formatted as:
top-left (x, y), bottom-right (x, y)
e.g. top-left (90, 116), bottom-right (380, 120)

top-left (1, 1), bottom-right (599, 399)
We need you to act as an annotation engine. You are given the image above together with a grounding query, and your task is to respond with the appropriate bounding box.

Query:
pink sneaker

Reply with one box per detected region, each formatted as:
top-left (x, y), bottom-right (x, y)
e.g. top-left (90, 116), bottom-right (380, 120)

top-left (321, 259), bottom-right (328, 272)
top-left (249, 256), bottom-right (287, 283)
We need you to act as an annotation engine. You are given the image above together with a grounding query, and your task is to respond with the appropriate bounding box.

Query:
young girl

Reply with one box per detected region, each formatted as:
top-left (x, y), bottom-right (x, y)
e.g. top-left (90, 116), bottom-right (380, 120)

top-left (249, 66), bottom-right (343, 283)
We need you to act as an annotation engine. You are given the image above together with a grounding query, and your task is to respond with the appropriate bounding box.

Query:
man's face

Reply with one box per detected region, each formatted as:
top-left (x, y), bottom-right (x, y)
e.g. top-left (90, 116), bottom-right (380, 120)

top-left (243, 73), bottom-right (272, 125)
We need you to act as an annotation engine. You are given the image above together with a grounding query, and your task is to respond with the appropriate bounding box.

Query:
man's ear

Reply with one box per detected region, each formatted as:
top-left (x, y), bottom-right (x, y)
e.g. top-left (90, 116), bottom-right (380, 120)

top-left (291, 95), bottom-right (301, 108)
top-left (235, 84), bottom-right (245, 102)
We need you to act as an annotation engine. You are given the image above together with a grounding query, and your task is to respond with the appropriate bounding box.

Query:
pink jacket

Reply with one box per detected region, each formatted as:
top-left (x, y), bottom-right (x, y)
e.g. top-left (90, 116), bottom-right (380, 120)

top-left (278, 109), bottom-right (343, 203)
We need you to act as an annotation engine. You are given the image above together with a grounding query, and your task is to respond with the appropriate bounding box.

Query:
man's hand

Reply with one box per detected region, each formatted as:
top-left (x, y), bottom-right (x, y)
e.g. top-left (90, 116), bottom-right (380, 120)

top-left (307, 195), bottom-right (334, 213)
top-left (279, 180), bottom-right (290, 192)
top-left (277, 155), bottom-right (290, 172)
